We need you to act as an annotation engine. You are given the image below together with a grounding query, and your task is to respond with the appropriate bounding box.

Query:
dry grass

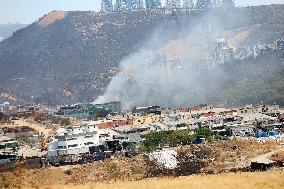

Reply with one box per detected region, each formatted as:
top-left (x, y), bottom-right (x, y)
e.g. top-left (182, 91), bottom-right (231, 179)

top-left (1, 140), bottom-right (281, 189)
top-left (271, 150), bottom-right (284, 162)
top-left (40, 170), bottom-right (284, 189)
top-left (210, 139), bottom-right (278, 159)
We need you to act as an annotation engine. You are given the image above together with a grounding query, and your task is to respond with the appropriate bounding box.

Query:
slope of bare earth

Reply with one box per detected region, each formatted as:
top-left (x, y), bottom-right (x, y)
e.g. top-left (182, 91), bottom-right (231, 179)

top-left (0, 119), bottom-right (52, 138)
top-left (0, 139), bottom-right (282, 188)
top-left (43, 170), bottom-right (284, 189)
top-left (38, 11), bottom-right (67, 28)
top-left (0, 91), bottom-right (29, 104)
top-left (223, 23), bottom-right (284, 49)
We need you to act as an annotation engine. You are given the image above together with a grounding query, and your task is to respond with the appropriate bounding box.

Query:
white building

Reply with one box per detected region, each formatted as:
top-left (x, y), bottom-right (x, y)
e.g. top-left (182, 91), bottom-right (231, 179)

top-left (132, 0), bottom-right (144, 10)
top-left (166, 0), bottom-right (181, 9)
top-left (0, 136), bottom-right (18, 164)
top-left (101, 0), bottom-right (113, 12)
top-left (47, 125), bottom-right (100, 159)
top-left (183, 0), bottom-right (194, 9)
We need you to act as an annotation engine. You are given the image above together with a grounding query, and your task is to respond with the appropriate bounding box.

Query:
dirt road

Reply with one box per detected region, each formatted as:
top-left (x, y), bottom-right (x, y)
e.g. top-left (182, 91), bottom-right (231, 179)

top-left (0, 119), bottom-right (52, 138)
top-left (250, 147), bottom-right (284, 164)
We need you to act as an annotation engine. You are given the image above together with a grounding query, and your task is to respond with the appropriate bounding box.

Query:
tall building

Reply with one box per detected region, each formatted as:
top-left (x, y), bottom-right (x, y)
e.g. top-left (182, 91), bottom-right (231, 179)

top-left (222, 0), bottom-right (235, 9)
top-left (131, 0), bottom-right (144, 10)
top-left (210, 38), bottom-right (233, 64)
top-left (183, 0), bottom-right (194, 9)
top-left (196, 0), bottom-right (212, 10)
top-left (115, 0), bottom-right (130, 11)
top-left (274, 39), bottom-right (284, 50)
top-left (166, 0), bottom-right (181, 9)
top-left (101, 0), bottom-right (113, 12)
top-left (211, 0), bottom-right (222, 8)
top-left (145, 0), bottom-right (162, 9)
top-left (220, 47), bottom-right (234, 64)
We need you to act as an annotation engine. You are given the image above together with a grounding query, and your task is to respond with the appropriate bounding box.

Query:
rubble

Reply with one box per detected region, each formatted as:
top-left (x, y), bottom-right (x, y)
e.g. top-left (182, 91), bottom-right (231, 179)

top-left (148, 149), bottom-right (178, 169)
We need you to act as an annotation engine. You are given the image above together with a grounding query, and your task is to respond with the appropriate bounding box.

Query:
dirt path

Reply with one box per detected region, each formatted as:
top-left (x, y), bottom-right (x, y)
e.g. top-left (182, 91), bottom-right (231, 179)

top-left (219, 146), bottom-right (284, 171)
top-left (0, 119), bottom-right (52, 138)
top-left (250, 147), bottom-right (284, 164)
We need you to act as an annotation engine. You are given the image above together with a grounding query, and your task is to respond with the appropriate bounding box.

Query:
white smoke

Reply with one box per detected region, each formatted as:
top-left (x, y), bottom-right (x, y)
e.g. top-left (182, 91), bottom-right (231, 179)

top-left (94, 9), bottom-right (262, 110)
top-left (94, 18), bottom-right (220, 110)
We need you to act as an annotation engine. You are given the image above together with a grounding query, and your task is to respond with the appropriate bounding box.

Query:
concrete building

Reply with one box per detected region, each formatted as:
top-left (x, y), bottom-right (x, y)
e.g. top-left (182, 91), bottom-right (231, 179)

top-left (131, 0), bottom-right (144, 10)
top-left (133, 114), bottom-right (164, 126)
top-left (211, 0), bottom-right (222, 8)
top-left (222, 0), bottom-right (235, 9)
top-left (166, 0), bottom-right (181, 9)
top-left (196, 0), bottom-right (212, 10)
top-left (115, 0), bottom-right (130, 11)
top-left (0, 136), bottom-right (18, 164)
top-left (274, 39), bottom-right (284, 50)
top-left (55, 104), bottom-right (89, 119)
top-left (145, 0), bottom-right (162, 9)
top-left (210, 37), bottom-right (233, 64)
top-left (220, 47), bottom-right (234, 64)
top-left (101, 0), bottom-right (113, 12)
top-left (93, 101), bottom-right (122, 114)
top-left (225, 123), bottom-right (254, 136)
top-left (183, 0), bottom-right (194, 9)
top-left (114, 0), bottom-right (144, 11)
top-left (56, 101), bottom-right (121, 119)
top-left (47, 125), bottom-right (100, 162)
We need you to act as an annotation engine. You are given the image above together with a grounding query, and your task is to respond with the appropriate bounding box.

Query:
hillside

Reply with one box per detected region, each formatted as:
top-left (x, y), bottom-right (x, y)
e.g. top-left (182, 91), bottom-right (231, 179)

top-left (0, 5), bottom-right (284, 105)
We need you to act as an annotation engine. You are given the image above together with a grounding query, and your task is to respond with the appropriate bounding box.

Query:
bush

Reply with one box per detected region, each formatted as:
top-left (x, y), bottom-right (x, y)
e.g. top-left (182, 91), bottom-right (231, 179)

top-left (95, 109), bottom-right (111, 119)
top-left (34, 113), bottom-right (46, 122)
top-left (141, 130), bottom-right (194, 152)
top-left (64, 169), bottom-right (72, 175)
top-left (194, 127), bottom-right (213, 141)
top-left (60, 118), bottom-right (71, 126)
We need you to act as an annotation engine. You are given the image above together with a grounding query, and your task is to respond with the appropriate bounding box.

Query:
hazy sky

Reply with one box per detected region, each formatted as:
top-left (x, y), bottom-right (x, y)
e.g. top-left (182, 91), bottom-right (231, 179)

top-left (0, 0), bottom-right (284, 24)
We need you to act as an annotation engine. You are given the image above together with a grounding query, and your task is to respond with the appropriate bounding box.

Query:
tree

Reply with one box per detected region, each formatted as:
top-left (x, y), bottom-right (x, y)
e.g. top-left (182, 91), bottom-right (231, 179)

top-left (95, 108), bottom-right (111, 119)
top-left (141, 130), bottom-right (195, 152)
top-left (34, 113), bottom-right (46, 122)
top-left (60, 118), bottom-right (71, 126)
top-left (195, 127), bottom-right (213, 141)
top-left (225, 128), bottom-right (233, 137)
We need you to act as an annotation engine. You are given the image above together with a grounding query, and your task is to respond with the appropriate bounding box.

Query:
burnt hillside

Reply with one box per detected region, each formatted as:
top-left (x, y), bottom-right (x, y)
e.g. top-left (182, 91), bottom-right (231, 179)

top-left (0, 5), bottom-right (284, 105)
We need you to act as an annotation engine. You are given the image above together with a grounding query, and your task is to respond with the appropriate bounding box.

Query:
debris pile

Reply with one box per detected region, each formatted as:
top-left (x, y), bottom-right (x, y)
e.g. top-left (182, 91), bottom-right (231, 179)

top-left (148, 150), bottom-right (178, 170)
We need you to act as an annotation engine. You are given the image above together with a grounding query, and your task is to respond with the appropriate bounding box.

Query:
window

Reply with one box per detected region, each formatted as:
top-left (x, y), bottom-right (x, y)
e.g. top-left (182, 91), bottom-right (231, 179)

top-left (84, 142), bottom-right (94, 145)
top-left (67, 138), bottom-right (77, 141)
top-left (68, 144), bottom-right (78, 148)
top-left (57, 146), bottom-right (66, 149)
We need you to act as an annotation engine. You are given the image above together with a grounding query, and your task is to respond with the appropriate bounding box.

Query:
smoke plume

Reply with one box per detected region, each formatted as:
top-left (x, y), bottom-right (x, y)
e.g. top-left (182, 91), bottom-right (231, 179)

top-left (94, 9), bottom-right (283, 110)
